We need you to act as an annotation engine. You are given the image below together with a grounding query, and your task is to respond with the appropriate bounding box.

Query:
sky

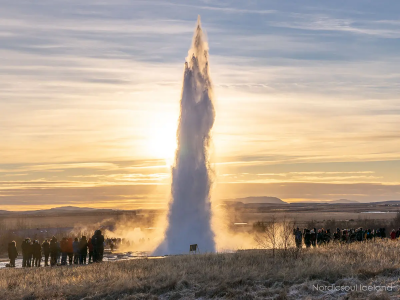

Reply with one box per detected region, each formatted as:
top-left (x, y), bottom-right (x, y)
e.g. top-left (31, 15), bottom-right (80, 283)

top-left (1, 0), bottom-right (400, 210)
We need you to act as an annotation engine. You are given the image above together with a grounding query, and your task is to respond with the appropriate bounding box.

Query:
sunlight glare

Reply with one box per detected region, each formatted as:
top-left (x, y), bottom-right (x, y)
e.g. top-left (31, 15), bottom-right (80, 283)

top-left (147, 119), bottom-right (177, 166)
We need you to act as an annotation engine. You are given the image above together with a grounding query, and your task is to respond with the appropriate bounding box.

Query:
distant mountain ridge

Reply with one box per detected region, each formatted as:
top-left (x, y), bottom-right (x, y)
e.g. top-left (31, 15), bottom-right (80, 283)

top-left (226, 196), bottom-right (288, 204)
top-left (47, 206), bottom-right (97, 211)
top-left (328, 199), bottom-right (359, 204)
top-left (0, 206), bottom-right (120, 215)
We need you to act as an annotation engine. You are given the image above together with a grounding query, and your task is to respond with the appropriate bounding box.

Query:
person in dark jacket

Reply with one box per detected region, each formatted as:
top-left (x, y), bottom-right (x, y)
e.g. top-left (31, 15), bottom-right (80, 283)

top-left (333, 228), bottom-right (341, 242)
top-left (27, 240), bottom-right (34, 267)
top-left (21, 238), bottom-right (30, 267)
top-left (304, 229), bottom-right (311, 248)
top-left (367, 229), bottom-right (373, 240)
top-left (49, 236), bottom-right (58, 266)
top-left (88, 238), bottom-right (94, 263)
top-left (60, 237), bottom-right (68, 265)
top-left (42, 240), bottom-right (50, 266)
top-left (56, 240), bottom-right (61, 264)
top-left (91, 230), bottom-right (105, 263)
top-left (381, 228), bottom-right (387, 239)
top-left (67, 238), bottom-right (74, 265)
top-left (293, 227), bottom-right (302, 248)
top-left (8, 241), bottom-right (18, 267)
top-left (317, 229), bottom-right (324, 246)
top-left (73, 238), bottom-right (80, 264)
top-left (310, 230), bottom-right (316, 248)
top-left (79, 236), bottom-right (88, 264)
top-left (33, 240), bottom-right (42, 267)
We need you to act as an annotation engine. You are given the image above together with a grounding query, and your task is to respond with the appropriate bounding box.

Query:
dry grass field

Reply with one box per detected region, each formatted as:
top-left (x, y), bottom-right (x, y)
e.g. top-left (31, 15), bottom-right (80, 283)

top-left (1, 240), bottom-right (400, 300)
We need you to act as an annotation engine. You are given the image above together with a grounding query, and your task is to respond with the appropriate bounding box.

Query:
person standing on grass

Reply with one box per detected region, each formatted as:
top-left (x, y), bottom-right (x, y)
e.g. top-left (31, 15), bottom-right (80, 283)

top-left (49, 236), bottom-right (58, 266)
top-left (88, 237), bottom-right (94, 263)
top-left (73, 238), bottom-right (80, 264)
top-left (21, 238), bottom-right (30, 267)
top-left (390, 229), bottom-right (396, 240)
top-left (67, 237), bottom-right (74, 265)
top-left (8, 241), bottom-right (18, 267)
top-left (316, 229), bottom-right (323, 246)
top-left (303, 229), bottom-right (311, 248)
top-left (367, 229), bottom-right (373, 241)
top-left (396, 228), bottom-right (400, 238)
top-left (57, 239), bottom-right (62, 264)
top-left (381, 228), bottom-right (387, 239)
top-left (92, 230), bottom-right (105, 262)
top-left (33, 240), bottom-right (42, 267)
top-left (42, 239), bottom-right (50, 266)
top-left (310, 230), bottom-right (316, 247)
top-left (323, 229), bottom-right (331, 244)
top-left (293, 227), bottom-right (302, 248)
top-left (27, 240), bottom-right (34, 267)
top-left (60, 237), bottom-right (68, 265)
top-left (79, 236), bottom-right (88, 264)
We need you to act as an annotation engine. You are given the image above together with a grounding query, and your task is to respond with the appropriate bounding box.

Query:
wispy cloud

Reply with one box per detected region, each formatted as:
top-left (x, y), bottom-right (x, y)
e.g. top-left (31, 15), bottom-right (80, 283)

top-left (269, 14), bottom-right (400, 38)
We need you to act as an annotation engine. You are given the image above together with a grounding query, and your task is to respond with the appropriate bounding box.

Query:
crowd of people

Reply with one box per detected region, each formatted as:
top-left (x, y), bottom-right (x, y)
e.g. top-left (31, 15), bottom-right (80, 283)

top-left (293, 227), bottom-right (400, 248)
top-left (7, 229), bottom-right (105, 267)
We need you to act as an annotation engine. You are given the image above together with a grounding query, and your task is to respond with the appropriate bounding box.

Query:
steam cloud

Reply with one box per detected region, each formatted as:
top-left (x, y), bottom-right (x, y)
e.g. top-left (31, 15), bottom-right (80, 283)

top-left (154, 16), bottom-right (216, 255)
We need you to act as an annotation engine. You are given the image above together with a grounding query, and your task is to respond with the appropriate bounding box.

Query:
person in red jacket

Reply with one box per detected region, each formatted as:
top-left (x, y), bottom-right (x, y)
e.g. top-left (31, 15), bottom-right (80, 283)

top-left (88, 238), bottom-right (94, 263)
top-left (390, 229), bottom-right (397, 240)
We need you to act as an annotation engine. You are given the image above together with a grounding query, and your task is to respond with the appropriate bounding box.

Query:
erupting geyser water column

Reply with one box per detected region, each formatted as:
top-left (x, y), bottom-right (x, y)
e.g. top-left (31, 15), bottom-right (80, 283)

top-left (154, 16), bottom-right (216, 255)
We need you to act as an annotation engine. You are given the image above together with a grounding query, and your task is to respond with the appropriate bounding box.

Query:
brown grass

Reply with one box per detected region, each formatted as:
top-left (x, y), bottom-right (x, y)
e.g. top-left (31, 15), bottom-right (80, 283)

top-left (1, 240), bottom-right (400, 299)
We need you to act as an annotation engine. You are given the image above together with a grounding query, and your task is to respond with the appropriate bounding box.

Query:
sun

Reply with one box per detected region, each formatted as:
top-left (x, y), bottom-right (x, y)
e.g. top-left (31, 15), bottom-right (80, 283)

top-left (146, 119), bottom-right (177, 166)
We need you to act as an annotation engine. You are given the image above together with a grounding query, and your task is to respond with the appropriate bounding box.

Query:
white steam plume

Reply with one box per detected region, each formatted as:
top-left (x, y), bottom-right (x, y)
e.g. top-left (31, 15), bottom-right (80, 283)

top-left (154, 16), bottom-right (216, 255)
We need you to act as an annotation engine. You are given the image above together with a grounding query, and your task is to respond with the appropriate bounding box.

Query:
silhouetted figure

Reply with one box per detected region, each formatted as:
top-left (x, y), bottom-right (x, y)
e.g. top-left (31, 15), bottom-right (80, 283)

top-left (60, 237), bottom-right (68, 265)
top-left (390, 229), bottom-right (396, 240)
top-left (49, 236), bottom-right (58, 266)
top-left (8, 241), bottom-right (18, 267)
top-left (88, 238), bottom-right (93, 263)
top-left (304, 229), bottom-right (311, 248)
top-left (317, 229), bottom-right (324, 246)
top-left (366, 229), bottom-right (373, 240)
top-left (79, 236), bottom-right (88, 264)
top-left (381, 228), bottom-right (386, 239)
top-left (325, 229), bottom-right (331, 244)
top-left (341, 230), bottom-right (348, 243)
top-left (56, 240), bottom-right (61, 264)
top-left (356, 228), bottom-right (364, 242)
top-left (42, 240), bottom-right (50, 266)
top-left (73, 238), bottom-right (80, 264)
top-left (293, 227), bottom-right (302, 248)
top-left (333, 228), bottom-right (341, 242)
top-left (33, 240), bottom-right (42, 267)
top-left (27, 240), bottom-right (34, 267)
top-left (67, 238), bottom-right (74, 265)
top-left (310, 230), bottom-right (316, 247)
top-left (21, 238), bottom-right (30, 267)
top-left (92, 230), bottom-right (105, 263)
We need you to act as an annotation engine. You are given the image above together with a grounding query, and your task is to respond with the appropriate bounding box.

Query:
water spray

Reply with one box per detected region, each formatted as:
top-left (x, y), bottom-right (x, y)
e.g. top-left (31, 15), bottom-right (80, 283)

top-left (154, 16), bottom-right (216, 255)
